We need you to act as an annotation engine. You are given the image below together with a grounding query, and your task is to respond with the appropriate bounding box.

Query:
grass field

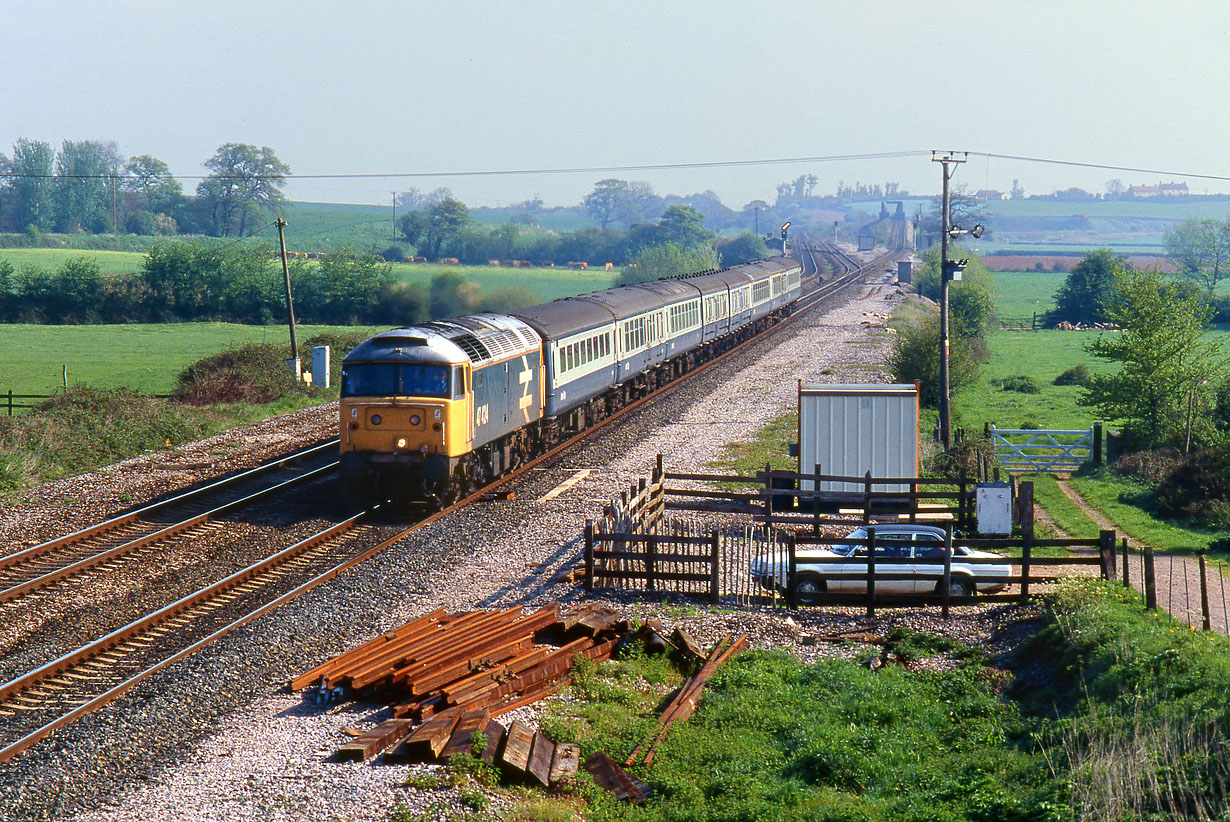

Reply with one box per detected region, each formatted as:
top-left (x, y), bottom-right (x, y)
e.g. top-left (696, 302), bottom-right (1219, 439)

top-left (386, 261), bottom-right (617, 299)
top-left (0, 248), bottom-right (147, 276)
top-left (0, 323), bottom-right (382, 396)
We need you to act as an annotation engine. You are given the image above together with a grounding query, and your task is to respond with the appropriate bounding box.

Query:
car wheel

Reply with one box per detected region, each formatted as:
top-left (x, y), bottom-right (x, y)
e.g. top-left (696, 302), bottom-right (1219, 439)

top-left (790, 574), bottom-right (826, 605)
top-left (941, 577), bottom-right (973, 598)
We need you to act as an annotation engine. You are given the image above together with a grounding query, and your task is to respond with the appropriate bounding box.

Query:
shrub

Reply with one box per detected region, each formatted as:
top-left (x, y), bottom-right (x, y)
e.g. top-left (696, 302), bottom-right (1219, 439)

top-left (172, 344), bottom-right (310, 406)
top-left (1114, 447), bottom-right (1183, 484)
top-left (1152, 444), bottom-right (1230, 524)
top-left (380, 244), bottom-right (407, 263)
top-left (1053, 364), bottom-right (1092, 387)
top-left (994, 375), bottom-right (1040, 394)
top-left (888, 313), bottom-right (985, 408)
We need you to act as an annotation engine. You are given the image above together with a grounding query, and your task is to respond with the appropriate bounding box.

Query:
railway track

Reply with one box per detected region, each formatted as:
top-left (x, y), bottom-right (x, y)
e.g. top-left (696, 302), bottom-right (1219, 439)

top-left (0, 244), bottom-right (906, 766)
top-left (0, 440), bottom-right (339, 606)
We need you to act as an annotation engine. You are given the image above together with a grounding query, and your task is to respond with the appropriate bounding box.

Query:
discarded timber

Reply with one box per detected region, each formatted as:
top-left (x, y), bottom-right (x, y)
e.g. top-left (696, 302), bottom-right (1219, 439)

top-left (527, 732), bottom-right (556, 787)
top-left (439, 709), bottom-right (492, 759)
top-left (584, 752), bottom-right (652, 804)
top-left (335, 718), bottom-right (415, 762)
top-left (550, 742), bottom-right (581, 783)
top-left (385, 707), bottom-right (462, 762)
top-left (501, 720), bottom-right (535, 773)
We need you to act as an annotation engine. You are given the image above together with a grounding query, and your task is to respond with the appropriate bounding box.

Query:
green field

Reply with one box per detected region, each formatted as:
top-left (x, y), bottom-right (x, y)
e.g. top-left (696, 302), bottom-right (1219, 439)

top-left (387, 261), bottom-right (617, 299)
top-left (0, 248), bottom-right (147, 276)
top-left (0, 323), bottom-right (381, 396)
top-left (986, 269), bottom-right (1067, 318)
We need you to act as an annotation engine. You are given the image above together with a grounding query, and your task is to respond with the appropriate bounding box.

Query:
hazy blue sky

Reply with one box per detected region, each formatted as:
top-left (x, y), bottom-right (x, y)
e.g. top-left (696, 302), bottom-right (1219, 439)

top-left (4, 0), bottom-right (1228, 208)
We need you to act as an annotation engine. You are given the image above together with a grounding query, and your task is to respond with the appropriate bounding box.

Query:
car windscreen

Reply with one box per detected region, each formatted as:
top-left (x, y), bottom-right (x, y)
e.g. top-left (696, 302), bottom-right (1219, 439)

top-left (341, 363), bottom-right (452, 398)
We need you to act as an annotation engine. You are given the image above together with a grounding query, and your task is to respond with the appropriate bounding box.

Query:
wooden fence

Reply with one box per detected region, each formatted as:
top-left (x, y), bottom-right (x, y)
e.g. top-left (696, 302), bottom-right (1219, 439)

top-left (4, 389), bottom-right (173, 415)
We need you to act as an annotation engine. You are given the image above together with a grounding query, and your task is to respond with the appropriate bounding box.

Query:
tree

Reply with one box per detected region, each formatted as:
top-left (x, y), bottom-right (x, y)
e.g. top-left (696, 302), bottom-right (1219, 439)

top-left (419, 198), bottom-right (470, 259)
top-left (6, 139), bottom-right (54, 232)
top-left (1010, 179), bottom-right (1025, 200)
top-left (617, 242), bottom-right (719, 286)
top-left (195, 144), bottom-right (290, 237)
top-left (912, 246), bottom-right (995, 337)
top-left (715, 232), bottom-right (768, 266)
top-left (929, 184), bottom-right (987, 236)
top-left (1081, 267), bottom-right (1226, 448)
top-left (1164, 217), bottom-right (1230, 298)
top-left (887, 313), bottom-right (984, 408)
top-left (656, 205), bottom-right (714, 248)
top-left (122, 154), bottom-right (182, 217)
top-left (395, 187), bottom-right (452, 210)
top-left (582, 179), bottom-right (631, 229)
top-left (1052, 248), bottom-right (1125, 325)
top-left (52, 140), bottom-right (123, 233)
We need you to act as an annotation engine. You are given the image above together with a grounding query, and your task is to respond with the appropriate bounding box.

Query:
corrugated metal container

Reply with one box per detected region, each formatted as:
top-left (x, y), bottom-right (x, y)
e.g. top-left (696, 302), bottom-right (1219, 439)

top-left (798, 383), bottom-right (919, 493)
top-left (897, 260), bottom-right (912, 284)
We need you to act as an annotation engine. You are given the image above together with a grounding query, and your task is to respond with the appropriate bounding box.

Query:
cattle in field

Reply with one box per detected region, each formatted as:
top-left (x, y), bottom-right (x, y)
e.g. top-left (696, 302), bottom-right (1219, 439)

top-left (489, 260), bottom-right (501, 266)
top-left (513, 260), bottom-right (533, 267)
top-left (566, 261), bottom-right (589, 269)
top-left (439, 257), bottom-right (460, 265)
top-left (604, 262), bottom-right (614, 270)
top-left (410, 256), bottom-right (428, 263)
top-left (537, 260), bottom-right (555, 267)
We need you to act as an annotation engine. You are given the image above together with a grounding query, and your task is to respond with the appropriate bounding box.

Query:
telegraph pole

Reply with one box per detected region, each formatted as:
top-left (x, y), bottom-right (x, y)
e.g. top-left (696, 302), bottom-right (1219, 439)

top-left (391, 192), bottom-right (397, 241)
top-left (275, 218), bottom-right (300, 375)
top-left (933, 151), bottom-right (967, 451)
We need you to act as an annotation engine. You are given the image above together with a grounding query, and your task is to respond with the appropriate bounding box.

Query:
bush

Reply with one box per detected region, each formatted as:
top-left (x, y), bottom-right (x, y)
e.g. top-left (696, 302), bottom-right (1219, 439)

top-left (1152, 444), bottom-right (1230, 524)
top-left (887, 313), bottom-right (985, 408)
top-left (1114, 447), bottom-right (1183, 484)
top-left (1053, 364), bottom-right (1092, 387)
top-left (994, 375), bottom-right (1040, 394)
top-left (172, 344), bottom-right (311, 406)
top-left (380, 244), bottom-right (406, 263)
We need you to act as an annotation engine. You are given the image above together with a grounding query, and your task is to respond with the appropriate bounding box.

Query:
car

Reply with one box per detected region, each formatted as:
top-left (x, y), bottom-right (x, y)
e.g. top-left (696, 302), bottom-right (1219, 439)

top-left (748, 524), bottom-right (1012, 605)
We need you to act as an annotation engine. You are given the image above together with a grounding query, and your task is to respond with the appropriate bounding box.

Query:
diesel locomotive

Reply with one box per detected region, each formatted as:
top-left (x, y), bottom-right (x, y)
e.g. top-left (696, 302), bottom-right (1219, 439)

top-left (339, 256), bottom-right (803, 505)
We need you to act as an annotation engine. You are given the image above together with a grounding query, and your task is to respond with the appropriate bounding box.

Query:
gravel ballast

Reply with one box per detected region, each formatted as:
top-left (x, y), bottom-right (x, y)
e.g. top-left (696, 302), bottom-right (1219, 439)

top-left (0, 266), bottom-right (1039, 822)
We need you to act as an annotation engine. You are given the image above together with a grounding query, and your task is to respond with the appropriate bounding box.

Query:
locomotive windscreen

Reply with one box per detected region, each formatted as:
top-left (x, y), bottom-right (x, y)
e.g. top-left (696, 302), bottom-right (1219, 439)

top-left (341, 363), bottom-right (457, 398)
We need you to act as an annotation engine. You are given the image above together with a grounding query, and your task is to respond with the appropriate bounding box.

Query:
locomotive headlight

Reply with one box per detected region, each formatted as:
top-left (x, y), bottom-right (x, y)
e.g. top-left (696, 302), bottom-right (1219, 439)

top-left (396, 437), bottom-right (407, 449)
top-left (409, 414), bottom-right (421, 426)
top-left (371, 414), bottom-right (382, 425)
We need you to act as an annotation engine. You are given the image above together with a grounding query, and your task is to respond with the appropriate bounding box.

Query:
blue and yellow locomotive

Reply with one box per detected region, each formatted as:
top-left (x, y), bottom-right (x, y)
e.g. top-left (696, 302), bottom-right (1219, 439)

top-left (339, 256), bottom-right (802, 504)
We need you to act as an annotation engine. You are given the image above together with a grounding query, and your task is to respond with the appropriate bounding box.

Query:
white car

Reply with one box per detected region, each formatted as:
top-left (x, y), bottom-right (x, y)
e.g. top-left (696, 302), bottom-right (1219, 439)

top-left (749, 524), bottom-right (1011, 605)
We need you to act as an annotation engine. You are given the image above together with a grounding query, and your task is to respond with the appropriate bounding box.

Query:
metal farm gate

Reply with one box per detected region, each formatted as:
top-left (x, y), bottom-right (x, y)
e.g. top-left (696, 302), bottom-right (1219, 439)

top-left (988, 423), bottom-right (1102, 473)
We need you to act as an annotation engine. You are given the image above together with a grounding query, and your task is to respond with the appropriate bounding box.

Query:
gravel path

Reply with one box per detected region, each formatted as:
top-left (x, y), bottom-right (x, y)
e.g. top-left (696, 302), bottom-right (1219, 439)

top-left (0, 262), bottom-right (1043, 822)
top-left (1054, 479), bottom-right (1230, 633)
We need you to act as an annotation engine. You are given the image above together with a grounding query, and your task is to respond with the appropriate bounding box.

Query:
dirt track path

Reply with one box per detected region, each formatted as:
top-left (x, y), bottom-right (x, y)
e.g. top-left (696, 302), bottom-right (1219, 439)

top-left (1052, 479), bottom-right (1229, 633)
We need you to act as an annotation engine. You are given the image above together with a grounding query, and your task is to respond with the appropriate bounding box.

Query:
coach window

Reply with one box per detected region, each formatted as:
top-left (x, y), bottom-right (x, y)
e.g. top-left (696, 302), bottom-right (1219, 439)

top-left (453, 366), bottom-right (466, 399)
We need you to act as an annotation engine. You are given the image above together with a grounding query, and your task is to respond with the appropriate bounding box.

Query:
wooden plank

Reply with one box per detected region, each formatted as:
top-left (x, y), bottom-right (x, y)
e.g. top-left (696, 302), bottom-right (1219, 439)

top-left (334, 718), bottom-right (415, 762)
top-left (439, 709), bottom-right (493, 759)
top-left (527, 732), bottom-right (555, 786)
top-left (549, 742), bottom-right (581, 784)
top-left (477, 718), bottom-right (506, 765)
top-left (384, 708), bottom-right (461, 763)
top-left (500, 720), bottom-right (535, 773)
top-left (583, 752), bottom-right (651, 804)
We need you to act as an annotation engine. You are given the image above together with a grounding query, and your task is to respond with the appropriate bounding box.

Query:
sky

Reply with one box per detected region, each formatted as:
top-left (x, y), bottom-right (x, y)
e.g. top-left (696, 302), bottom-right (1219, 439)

top-left (4, 0), bottom-right (1230, 210)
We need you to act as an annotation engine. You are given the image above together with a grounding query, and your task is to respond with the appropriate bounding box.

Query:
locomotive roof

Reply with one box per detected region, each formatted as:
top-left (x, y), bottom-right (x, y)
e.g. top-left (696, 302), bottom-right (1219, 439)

top-left (344, 313), bottom-right (539, 366)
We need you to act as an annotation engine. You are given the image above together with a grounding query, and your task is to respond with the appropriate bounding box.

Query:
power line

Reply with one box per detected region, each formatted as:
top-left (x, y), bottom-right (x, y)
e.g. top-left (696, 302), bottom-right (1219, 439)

top-left (968, 151), bottom-right (1230, 183)
top-left (2, 151), bottom-right (932, 181)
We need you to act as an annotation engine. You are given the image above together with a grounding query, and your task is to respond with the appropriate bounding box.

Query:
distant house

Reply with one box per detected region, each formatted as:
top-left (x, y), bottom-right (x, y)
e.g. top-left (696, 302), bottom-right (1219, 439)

top-left (976, 189), bottom-right (1004, 200)
top-left (1130, 181), bottom-right (1189, 198)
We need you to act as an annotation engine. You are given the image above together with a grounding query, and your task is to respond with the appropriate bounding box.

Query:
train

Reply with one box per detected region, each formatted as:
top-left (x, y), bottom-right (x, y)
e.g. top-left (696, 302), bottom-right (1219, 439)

top-left (338, 256), bottom-right (804, 505)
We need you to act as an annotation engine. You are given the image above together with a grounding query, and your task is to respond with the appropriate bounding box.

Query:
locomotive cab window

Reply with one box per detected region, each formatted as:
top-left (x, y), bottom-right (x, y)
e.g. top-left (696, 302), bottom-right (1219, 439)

top-left (341, 363), bottom-right (454, 398)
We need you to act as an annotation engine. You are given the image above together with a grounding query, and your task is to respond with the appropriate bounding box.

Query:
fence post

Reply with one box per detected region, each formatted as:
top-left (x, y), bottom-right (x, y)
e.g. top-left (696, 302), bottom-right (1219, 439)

top-left (764, 462), bottom-right (773, 529)
top-left (1121, 538), bottom-right (1130, 589)
top-left (863, 471), bottom-right (872, 525)
top-left (813, 463), bottom-right (822, 540)
top-left (6, 389), bottom-right (11, 417)
top-left (958, 470), bottom-right (969, 530)
top-left (646, 532), bottom-right (657, 592)
top-left (1099, 530), bottom-right (1116, 580)
top-left (1020, 530), bottom-right (1032, 603)
top-left (709, 532), bottom-right (720, 605)
top-left (1092, 423), bottom-right (1103, 465)
top-left (584, 520), bottom-right (595, 593)
top-left (865, 528), bottom-right (877, 619)
top-left (941, 528), bottom-right (953, 619)
top-left (1143, 546), bottom-right (1157, 610)
top-left (1199, 550), bottom-right (1212, 631)
top-left (787, 531), bottom-right (798, 609)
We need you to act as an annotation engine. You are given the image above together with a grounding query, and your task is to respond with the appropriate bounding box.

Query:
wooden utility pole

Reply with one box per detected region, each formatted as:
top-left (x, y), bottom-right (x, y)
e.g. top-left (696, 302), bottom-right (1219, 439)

top-left (275, 218), bottom-right (299, 370)
top-left (933, 151), bottom-right (967, 451)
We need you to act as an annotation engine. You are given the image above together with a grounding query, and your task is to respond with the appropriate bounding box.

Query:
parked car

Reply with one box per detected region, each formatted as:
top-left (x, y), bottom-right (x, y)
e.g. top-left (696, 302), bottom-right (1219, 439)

top-left (749, 524), bottom-right (1011, 605)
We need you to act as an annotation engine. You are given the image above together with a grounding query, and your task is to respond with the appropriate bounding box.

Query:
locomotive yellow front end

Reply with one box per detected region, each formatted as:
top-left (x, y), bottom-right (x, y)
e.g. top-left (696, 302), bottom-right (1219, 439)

top-left (339, 329), bottom-right (471, 504)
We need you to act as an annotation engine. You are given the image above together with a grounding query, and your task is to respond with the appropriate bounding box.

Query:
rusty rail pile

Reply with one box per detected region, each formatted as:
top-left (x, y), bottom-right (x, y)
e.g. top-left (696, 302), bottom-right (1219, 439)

top-left (289, 603), bottom-right (629, 784)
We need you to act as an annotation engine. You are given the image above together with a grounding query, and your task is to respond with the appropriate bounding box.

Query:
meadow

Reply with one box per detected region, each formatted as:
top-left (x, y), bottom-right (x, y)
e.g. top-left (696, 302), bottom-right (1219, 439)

top-left (0, 323), bottom-right (381, 396)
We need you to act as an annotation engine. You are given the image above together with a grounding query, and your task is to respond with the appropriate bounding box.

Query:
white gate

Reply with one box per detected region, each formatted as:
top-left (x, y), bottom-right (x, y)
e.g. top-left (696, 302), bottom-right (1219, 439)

top-left (989, 425), bottom-right (1097, 472)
